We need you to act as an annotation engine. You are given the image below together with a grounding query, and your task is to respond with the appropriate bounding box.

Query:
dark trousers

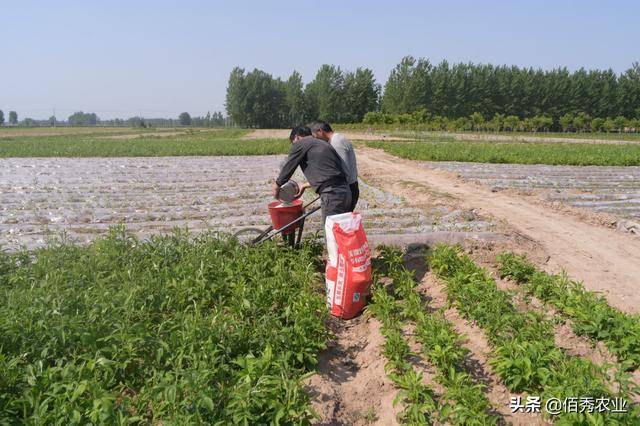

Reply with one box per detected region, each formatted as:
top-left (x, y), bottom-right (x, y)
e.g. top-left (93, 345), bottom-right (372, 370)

top-left (320, 185), bottom-right (352, 225)
top-left (349, 181), bottom-right (359, 212)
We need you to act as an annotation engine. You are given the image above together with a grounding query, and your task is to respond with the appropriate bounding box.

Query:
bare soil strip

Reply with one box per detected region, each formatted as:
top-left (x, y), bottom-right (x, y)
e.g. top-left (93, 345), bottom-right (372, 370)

top-left (418, 273), bottom-right (550, 425)
top-left (305, 317), bottom-right (399, 426)
top-left (358, 147), bottom-right (640, 314)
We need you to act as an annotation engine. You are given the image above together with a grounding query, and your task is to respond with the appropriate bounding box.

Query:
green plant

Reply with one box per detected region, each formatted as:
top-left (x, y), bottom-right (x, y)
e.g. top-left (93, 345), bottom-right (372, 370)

top-left (0, 227), bottom-right (328, 423)
top-left (430, 244), bottom-right (640, 423)
top-left (366, 139), bottom-right (640, 166)
top-left (498, 252), bottom-right (640, 370)
top-left (371, 246), bottom-right (499, 425)
top-left (367, 266), bottom-right (438, 423)
top-left (0, 129), bottom-right (292, 157)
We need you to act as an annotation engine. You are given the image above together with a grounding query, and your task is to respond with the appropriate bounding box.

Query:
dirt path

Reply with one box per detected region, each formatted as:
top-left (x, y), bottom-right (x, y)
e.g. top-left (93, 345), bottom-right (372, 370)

top-left (305, 316), bottom-right (398, 425)
top-left (358, 147), bottom-right (640, 314)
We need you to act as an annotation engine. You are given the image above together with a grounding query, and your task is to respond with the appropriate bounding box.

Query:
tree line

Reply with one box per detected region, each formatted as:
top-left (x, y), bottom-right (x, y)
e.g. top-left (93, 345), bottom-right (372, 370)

top-left (0, 110), bottom-right (226, 127)
top-left (225, 57), bottom-right (640, 130)
top-left (0, 110), bottom-right (18, 125)
top-left (225, 66), bottom-right (379, 128)
top-left (359, 110), bottom-right (640, 133)
top-left (381, 57), bottom-right (640, 119)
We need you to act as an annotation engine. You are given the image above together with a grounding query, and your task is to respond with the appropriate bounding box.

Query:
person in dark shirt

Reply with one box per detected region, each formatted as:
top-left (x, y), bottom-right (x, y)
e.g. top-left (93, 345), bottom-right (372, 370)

top-left (274, 125), bottom-right (352, 225)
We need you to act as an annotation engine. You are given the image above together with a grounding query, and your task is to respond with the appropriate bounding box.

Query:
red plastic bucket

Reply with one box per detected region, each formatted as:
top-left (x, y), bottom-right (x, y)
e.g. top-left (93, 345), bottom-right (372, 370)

top-left (268, 199), bottom-right (303, 234)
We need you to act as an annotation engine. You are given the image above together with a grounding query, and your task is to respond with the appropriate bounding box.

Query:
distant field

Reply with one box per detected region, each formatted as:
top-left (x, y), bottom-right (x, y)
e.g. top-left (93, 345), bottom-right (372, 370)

top-left (388, 130), bottom-right (640, 144)
top-left (367, 140), bottom-right (640, 166)
top-left (0, 126), bottom-right (189, 138)
top-left (340, 124), bottom-right (640, 142)
top-left (0, 128), bottom-right (291, 157)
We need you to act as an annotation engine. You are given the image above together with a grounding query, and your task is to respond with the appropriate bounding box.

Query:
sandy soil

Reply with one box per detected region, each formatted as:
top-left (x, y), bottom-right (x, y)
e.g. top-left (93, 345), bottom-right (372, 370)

top-left (305, 317), bottom-right (399, 425)
top-left (358, 147), bottom-right (640, 314)
top-left (242, 129), bottom-right (409, 141)
top-left (418, 272), bottom-right (550, 425)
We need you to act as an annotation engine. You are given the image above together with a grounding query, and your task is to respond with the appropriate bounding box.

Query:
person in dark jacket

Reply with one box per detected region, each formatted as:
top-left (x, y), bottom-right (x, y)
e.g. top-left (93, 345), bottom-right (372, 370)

top-left (274, 125), bottom-right (351, 225)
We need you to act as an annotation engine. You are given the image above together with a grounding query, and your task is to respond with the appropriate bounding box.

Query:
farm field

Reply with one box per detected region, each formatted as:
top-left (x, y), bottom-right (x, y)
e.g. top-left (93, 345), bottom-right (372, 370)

top-left (420, 161), bottom-right (640, 222)
top-left (2, 129), bottom-right (640, 423)
top-left (0, 156), bottom-right (496, 251)
top-left (366, 139), bottom-right (640, 166)
top-left (389, 130), bottom-right (640, 144)
top-left (357, 147), bottom-right (640, 313)
top-left (0, 128), bottom-right (292, 157)
top-left (0, 231), bottom-right (329, 424)
top-left (0, 126), bottom-right (180, 138)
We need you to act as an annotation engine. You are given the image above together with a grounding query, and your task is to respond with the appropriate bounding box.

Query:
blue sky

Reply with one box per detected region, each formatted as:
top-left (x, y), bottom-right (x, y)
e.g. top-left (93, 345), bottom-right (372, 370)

top-left (3, 0), bottom-right (639, 120)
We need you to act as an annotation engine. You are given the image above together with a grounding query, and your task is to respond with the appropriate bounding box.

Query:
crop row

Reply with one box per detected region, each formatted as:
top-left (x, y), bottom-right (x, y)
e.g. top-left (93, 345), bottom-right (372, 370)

top-left (368, 260), bottom-right (439, 424)
top-left (430, 244), bottom-right (639, 423)
top-left (374, 247), bottom-right (500, 424)
top-left (3, 156), bottom-right (461, 250)
top-left (497, 253), bottom-right (640, 370)
top-left (0, 227), bottom-right (328, 424)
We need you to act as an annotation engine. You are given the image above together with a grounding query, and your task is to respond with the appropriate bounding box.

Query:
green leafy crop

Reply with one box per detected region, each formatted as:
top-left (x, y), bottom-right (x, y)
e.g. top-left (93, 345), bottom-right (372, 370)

top-left (0, 227), bottom-right (328, 424)
top-left (369, 246), bottom-right (498, 425)
top-left (497, 252), bottom-right (640, 371)
top-left (431, 244), bottom-right (640, 423)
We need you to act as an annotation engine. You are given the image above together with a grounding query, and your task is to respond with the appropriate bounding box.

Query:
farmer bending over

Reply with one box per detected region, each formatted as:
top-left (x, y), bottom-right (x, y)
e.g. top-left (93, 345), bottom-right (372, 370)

top-left (274, 125), bottom-right (351, 225)
top-left (310, 120), bottom-right (359, 211)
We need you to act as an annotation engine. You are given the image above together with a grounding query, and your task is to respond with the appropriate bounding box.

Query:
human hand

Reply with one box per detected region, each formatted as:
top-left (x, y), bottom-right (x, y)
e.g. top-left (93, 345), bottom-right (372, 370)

top-left (272, 182), bottom-right (280, 199)
top-left (295, 182), bottom-right (310, 197)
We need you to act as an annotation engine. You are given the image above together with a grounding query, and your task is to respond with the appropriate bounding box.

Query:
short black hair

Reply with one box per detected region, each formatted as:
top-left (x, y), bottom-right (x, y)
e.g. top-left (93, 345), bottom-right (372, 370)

top-left (289, 125), bottom-right (312, 141)
top-left (310, 120), bottom-right (333, 133)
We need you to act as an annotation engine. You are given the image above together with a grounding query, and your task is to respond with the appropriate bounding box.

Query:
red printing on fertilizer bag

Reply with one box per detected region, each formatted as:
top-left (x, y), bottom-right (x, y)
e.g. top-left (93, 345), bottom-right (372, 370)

top-left (349, 242), bottom-right (371, 273)
top-left (334, 254), bottom-right (346, 307)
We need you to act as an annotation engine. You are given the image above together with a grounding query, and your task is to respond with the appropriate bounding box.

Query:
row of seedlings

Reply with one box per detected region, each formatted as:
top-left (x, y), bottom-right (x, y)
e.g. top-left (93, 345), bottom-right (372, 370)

top-left (368, 273), bottom-right (438, 424)
top-left (378, 247), bottom-right (501, 425)
top-left (430, 244), bottom-right (640, 424)
top-left (497, 252), bottom-right (640, 371)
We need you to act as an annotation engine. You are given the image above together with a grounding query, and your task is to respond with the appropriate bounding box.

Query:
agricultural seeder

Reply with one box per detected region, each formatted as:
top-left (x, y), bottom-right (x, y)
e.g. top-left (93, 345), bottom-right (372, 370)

top-left (234, 180), bottom-right (320, 246)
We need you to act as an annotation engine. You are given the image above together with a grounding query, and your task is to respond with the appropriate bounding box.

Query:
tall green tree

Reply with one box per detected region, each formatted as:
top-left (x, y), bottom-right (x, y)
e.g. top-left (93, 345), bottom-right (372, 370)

top-left (381, 56), bottom-right (431, 114)
top-left (9, 111), bottom-right (18, 125)
top-left (305, 65), bottom-right (345, 122)
top-left (242, 69), bottom-right (287, 128)
top-left (618, 63), bottom-right (640, 118)
top-left (179, 112), bottom-right (192, 125)
top-left (225, 67), bottom-right (248, 126)
top-left (0, 110), bottom-right (4, 126)
top-left (225, 67), bottom-right (287, 127)
top-left (284, 71), bottom-right (306, 125)
top-left (68, 112), bottom-right (98, 126)
top-left (343, 68), bottom-right (379, 123)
